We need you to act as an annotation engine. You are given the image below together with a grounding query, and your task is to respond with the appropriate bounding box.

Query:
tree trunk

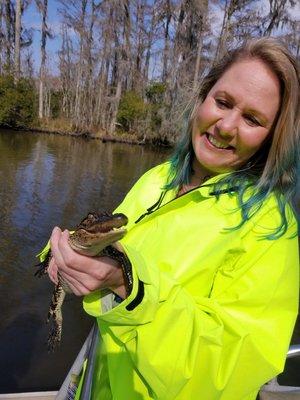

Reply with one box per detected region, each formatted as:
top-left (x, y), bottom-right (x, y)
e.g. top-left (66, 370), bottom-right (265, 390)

top-left (109, 0), bottom-right (131, 135)
top-left (264, 0), bottom-right (289, 36)
top-left (4, 0), bottom-right (14, 73)
top-left (192, 0), bottom-right (208, 91)
top-left (162, 0), bottom-right (172, 82)
top-left (14, 0), bottom-right (22, 82)
top-left (143, 5), bottom-right (155, 82)
top-left (38, 0), bottom-right (48, 119)
top-left (74, 0), bottom-right (88, 128)
top-left (86, 0), bottom-right (96, 127)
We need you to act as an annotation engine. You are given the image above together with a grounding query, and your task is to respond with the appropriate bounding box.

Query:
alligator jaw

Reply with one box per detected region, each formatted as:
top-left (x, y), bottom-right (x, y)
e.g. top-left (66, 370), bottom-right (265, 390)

top-left (68, 227), bottom-right (127, 256)
top-left (68, 212), bottom-right (128, 256)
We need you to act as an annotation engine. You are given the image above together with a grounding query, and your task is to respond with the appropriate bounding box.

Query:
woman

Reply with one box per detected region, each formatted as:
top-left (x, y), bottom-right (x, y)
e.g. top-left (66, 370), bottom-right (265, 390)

top-left (48, 38), bottom-right (299, 400)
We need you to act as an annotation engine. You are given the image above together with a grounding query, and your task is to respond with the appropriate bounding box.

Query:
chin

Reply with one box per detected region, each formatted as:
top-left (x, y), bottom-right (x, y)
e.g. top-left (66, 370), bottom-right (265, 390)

top-left (194, 157), bottom-right (235, 176)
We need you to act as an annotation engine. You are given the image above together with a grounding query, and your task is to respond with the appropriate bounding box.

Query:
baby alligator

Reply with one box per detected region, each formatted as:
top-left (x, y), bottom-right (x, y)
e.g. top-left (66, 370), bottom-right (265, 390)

top-left (35, 211), bottom-right (132, 351)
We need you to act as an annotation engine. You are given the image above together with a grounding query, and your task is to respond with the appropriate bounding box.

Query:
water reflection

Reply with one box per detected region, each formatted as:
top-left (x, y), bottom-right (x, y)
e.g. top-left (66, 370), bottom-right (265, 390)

top-left (0, 129), bottom-right (169, 392)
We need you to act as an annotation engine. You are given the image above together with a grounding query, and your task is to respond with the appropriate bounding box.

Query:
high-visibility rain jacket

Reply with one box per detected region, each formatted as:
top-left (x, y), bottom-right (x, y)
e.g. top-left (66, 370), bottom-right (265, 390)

top-left (81, 162), bottom-right (299, 400)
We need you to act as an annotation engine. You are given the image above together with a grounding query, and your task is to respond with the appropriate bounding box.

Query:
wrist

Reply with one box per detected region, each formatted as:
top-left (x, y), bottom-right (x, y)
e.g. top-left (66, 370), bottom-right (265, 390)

top-left (101, 246), bottom-right (133, 298)
top-left (100, 256), bottom-right (128, 299)
top-left (110, 284), bottom-right (127, 299)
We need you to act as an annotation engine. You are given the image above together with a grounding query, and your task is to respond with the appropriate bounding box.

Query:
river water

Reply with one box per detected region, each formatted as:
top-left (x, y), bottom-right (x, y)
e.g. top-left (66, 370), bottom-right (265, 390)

top-left (0, 129), bottom-right (299, 393)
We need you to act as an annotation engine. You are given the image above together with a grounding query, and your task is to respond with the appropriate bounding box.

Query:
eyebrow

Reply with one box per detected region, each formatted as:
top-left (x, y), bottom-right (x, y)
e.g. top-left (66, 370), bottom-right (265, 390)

top-left (214, 91), bottom-right (269, 125)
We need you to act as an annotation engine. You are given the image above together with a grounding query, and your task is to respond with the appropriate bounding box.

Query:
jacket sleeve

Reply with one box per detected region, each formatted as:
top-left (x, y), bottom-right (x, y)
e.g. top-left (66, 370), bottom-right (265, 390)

top-left (83, 208), bottom-right (299, 400)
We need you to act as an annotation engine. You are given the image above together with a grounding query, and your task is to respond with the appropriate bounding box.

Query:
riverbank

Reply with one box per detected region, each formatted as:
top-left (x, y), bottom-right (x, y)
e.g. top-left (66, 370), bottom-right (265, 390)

top-left (29, 126), bottom-right (173, 147)
top-left (0, 119), bottom-right (174, 147)
top-left (7, 117), bottom-right (173, 148)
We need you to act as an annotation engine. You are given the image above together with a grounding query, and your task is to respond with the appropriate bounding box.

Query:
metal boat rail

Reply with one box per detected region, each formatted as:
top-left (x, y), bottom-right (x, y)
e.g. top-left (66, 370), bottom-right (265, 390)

top-left (0, 391), bottom-right (57, 399)
top-left (286, 345), bottom-right (300, 359)
top-left (259, 344), bottom-right (300, 400)
top-left (0, 342), bottom-right (299, 400)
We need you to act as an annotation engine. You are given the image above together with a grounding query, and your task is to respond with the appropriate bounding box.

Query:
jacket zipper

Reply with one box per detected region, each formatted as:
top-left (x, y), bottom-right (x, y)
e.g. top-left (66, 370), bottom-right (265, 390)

top-left (134, 184), bottom-right (239, 224)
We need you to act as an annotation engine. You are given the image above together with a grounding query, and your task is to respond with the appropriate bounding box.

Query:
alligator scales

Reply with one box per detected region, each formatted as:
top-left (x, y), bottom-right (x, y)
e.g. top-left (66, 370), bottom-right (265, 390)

top-left (35, 212), bottom-right (132, 351)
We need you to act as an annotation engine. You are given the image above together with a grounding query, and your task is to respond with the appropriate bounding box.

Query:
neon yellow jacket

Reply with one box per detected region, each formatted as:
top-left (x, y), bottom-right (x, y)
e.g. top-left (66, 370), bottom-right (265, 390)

top-left (82, 162), bottom-right (299, 400)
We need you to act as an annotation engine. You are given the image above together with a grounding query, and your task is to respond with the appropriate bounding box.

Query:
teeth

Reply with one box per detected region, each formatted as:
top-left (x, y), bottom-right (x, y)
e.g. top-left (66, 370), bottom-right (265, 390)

top-left (207, 134), bottom-right (230, 149)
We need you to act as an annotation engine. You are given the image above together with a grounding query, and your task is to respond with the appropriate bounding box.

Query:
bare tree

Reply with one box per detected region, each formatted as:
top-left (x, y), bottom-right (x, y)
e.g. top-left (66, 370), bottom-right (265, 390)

top-left (192, 0), bottom-right (208, 90)
top-left (14, 0), bottom-right (22, 81)
top-left (10, 0), bottom-right (297, 144)
top-left (94, 2), bottom-right (114, 128)
top-left (58, 23), bottom-right (75, 118)
top-left (263, 0), bottom-right (295, 36)
top-left (22, 48), bottom-right (34, 78)
top-left (3, 0), bottom-right (15, 74)
top-left (143, 2), bottom-right (157, 82)
top-left (160, 0), bottom-right (172, 82)
top-left (36, 0), bottom-right (50, 119)
top-left (109, 0), bottom-right (131, 134)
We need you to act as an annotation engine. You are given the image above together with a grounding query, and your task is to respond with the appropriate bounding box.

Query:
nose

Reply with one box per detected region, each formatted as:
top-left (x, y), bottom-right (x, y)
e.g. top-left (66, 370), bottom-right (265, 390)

top-left (216, 110), bottom-right (239, 138)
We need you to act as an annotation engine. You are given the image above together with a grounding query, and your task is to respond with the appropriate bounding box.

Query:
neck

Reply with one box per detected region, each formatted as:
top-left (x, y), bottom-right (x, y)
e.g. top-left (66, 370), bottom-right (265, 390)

top-left (177, 170), bottom-right (212, 197)
top-left (190, 159), bottom-right (214, 187)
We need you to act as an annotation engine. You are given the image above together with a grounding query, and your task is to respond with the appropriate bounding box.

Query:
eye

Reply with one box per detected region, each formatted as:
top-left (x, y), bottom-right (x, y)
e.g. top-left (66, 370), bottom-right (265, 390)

top-left (244, 114), bottom-right (261, 126)
top-left (215, 98), bottom-right (231, 109)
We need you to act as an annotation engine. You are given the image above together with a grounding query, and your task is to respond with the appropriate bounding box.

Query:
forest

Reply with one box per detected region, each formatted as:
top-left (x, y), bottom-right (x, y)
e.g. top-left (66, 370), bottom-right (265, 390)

top-left (0, 0), bottom-right (299, 145)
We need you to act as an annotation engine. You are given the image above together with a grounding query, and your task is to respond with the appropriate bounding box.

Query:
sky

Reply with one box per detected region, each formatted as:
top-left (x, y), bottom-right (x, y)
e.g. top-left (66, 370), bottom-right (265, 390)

top-left (22, 0), bottom-right (62, 75)
top-left (22, 0), bottom-right (300, 77)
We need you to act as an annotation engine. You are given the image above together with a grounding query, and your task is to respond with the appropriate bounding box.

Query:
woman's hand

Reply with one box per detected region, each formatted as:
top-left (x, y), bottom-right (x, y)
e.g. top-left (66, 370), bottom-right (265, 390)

top-left (48, 227), bottom-right (127, 298)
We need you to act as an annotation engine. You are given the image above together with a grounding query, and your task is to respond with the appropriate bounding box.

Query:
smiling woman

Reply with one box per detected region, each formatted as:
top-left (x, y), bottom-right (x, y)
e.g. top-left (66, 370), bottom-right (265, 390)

top-left (191, 59), bottom-right (280, 177)
top-left (47, 37), bottom-right (300, 400)
top-left (167, 38), bottom-right (299, 238)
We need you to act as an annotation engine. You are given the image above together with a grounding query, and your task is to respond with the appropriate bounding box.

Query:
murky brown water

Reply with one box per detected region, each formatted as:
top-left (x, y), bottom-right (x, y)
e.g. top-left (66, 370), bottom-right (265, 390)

top-left (0, 129), bottom-right (170, 392)
top-left (0, 129), bottom-right (298, 393)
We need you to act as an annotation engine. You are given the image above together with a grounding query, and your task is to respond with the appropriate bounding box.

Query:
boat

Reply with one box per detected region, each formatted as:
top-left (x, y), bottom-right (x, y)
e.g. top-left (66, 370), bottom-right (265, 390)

top-left (0, 392), bottom-right (57, 399)
top-left (1, 331), bottom-right (299, 400)
top-left (259, 344), bottom-right (300, 400)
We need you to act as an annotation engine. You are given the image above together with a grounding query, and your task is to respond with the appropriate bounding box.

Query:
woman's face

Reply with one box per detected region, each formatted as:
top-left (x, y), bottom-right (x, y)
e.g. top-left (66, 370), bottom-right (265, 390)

top-left (191, 58), bottom-right (281, 179)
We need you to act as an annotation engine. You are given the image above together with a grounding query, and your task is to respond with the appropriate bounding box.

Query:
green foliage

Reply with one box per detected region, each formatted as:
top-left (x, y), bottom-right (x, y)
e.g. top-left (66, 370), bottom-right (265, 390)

top-left (117, 91), bottom-right (146, 132)
top-left (50, 90), bottom-right (62, 118)
top-left (146, 82), bottom-right (166, 131)
top-left (146, 82), bottom-right (166, 104)
top-left (0, 75), bottom-right (37, 128)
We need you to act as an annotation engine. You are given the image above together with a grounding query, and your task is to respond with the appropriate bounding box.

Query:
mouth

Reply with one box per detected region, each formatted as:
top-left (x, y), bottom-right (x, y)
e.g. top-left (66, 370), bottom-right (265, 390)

top-left (83, 213), bottom-right (128, 234)
top-left (205, 133), bottom-right (234, 150)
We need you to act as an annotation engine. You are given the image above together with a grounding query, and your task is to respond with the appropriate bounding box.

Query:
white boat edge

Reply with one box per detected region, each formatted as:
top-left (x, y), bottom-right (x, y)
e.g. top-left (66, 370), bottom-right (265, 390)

top-left (0, 392), bottom-right (58, 400)
top-left (1, 343), bottom-right (298, 400)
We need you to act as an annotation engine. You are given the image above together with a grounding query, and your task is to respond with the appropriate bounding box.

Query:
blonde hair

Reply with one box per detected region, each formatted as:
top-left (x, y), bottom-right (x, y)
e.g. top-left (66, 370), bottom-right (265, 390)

top-left (167, 37), bottom-right (300, 237)
top-left (196, 37), bottom-right (300, 188)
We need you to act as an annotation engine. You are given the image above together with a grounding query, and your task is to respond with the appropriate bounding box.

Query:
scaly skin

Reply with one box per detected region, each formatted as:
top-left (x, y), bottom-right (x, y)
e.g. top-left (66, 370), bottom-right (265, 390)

top-left (36, 212), bottom-right (129, 351)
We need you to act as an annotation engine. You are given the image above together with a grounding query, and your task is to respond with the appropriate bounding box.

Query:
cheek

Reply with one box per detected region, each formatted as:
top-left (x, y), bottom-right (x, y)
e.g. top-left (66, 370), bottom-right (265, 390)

top-left (194, 103), bottom-right (217, 132)
top-left (239, 128), bottom-right (270, 154)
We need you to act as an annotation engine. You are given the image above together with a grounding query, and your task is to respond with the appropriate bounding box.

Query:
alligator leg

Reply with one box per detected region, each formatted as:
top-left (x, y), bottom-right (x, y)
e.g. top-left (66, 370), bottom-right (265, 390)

top-left (47, 282), bottom-right (66, 351)
top-left (35, 249), bottom-right (52, 278)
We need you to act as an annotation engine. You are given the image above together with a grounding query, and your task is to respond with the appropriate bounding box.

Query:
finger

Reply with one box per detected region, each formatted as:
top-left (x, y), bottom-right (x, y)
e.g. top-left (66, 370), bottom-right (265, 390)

top-left (50, 227), bottom-right (66, 269)
top-left (59, 262), bottom-right (100, 290)
top-left (55, 230), bottom-right (108, 291)
top-left (57, 229), bottom-right (82, 269)
top-left (59, 271), bottom-right (91, 296)
top-left (47, 258), bottom-right (59, 285)
top-left (57, 230), bottom-right (99, 275)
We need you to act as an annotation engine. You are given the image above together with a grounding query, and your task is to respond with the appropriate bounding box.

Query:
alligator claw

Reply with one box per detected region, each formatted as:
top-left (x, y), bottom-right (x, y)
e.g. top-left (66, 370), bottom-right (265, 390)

top-left (47, 320), bottom-right (62, 352)
top-left (45, 283), bottom-right (65, 351)
top-left (34, 250), bottom-right (52, 278)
